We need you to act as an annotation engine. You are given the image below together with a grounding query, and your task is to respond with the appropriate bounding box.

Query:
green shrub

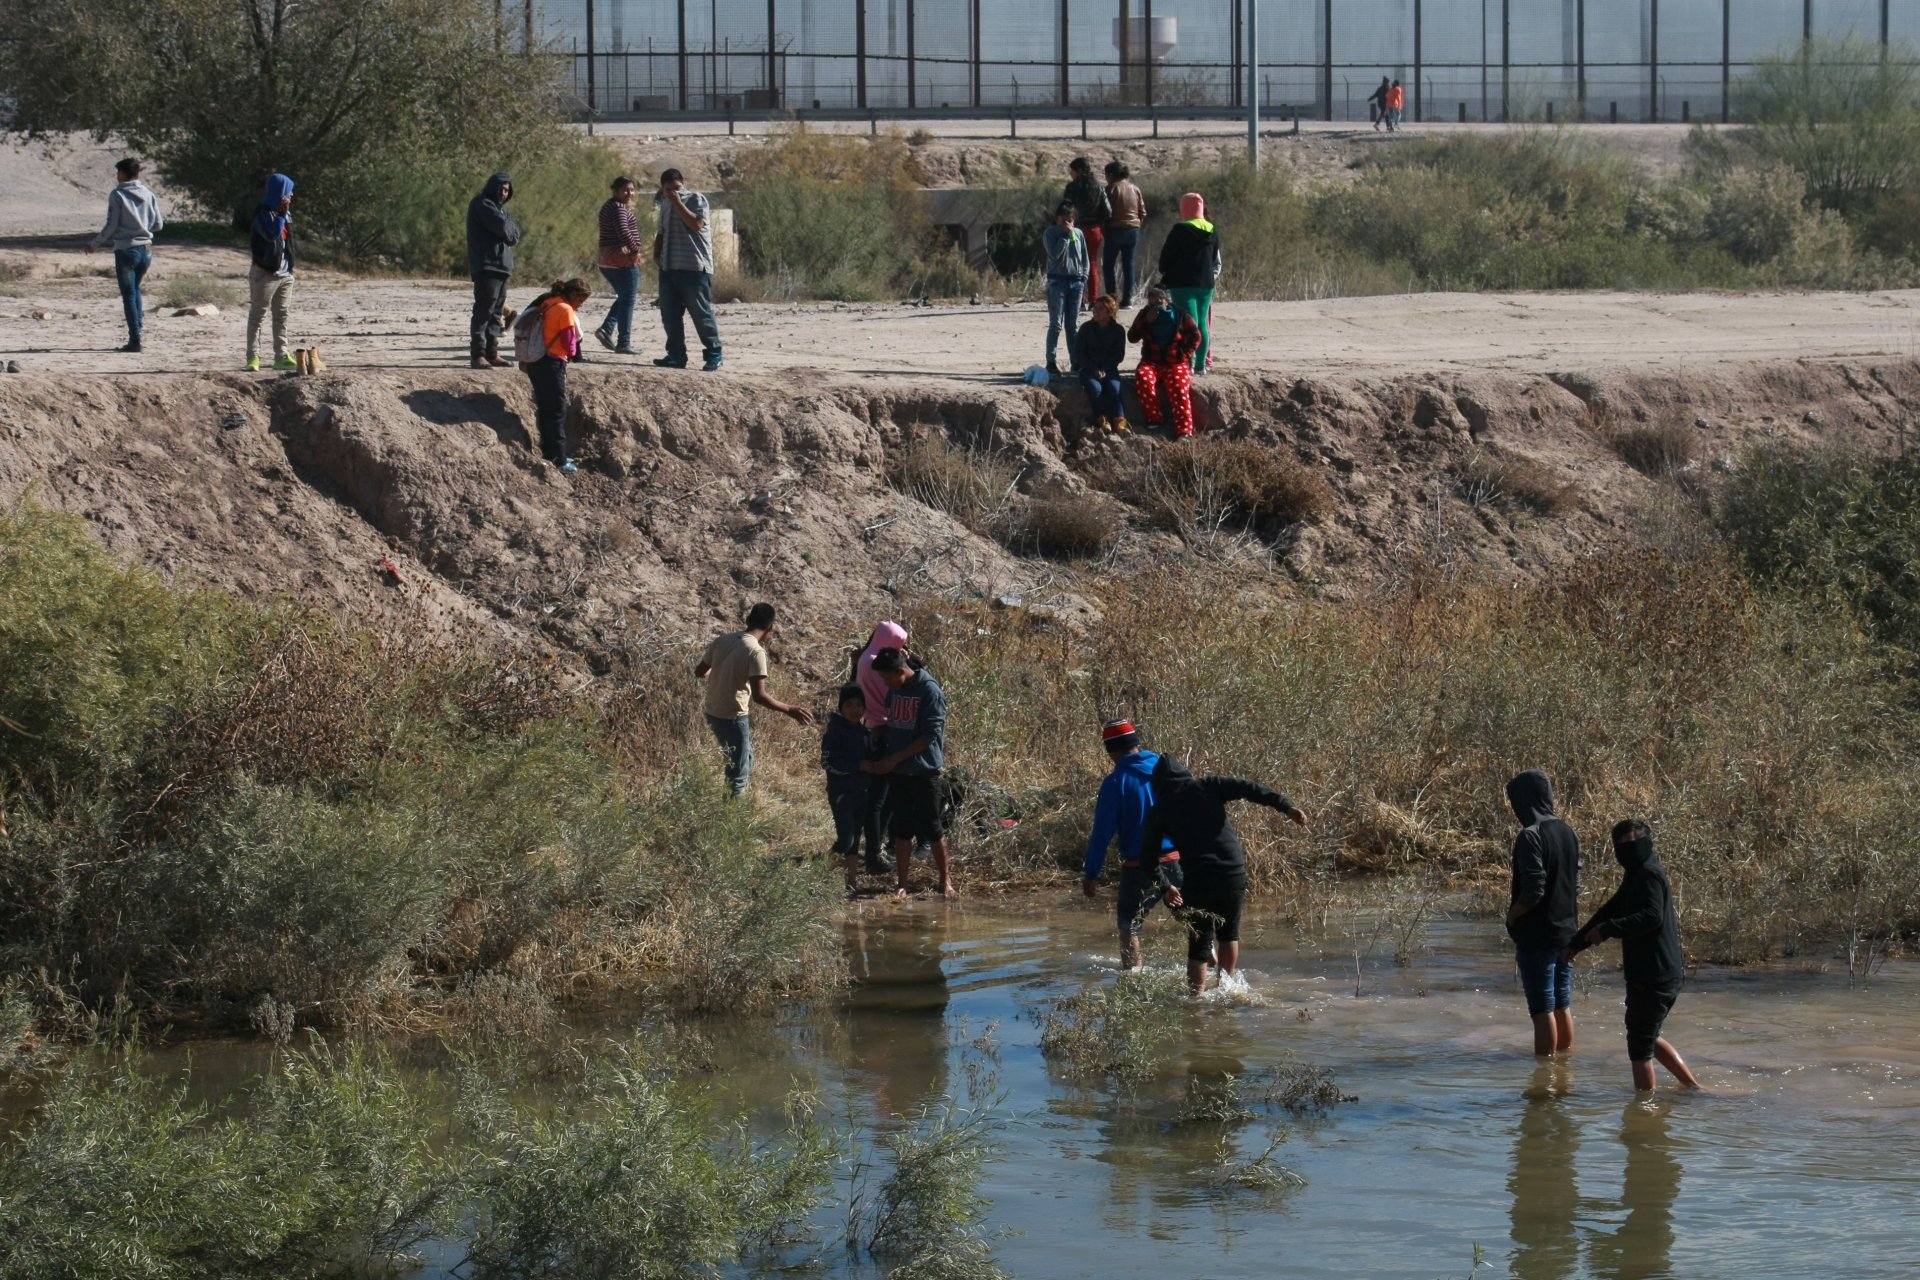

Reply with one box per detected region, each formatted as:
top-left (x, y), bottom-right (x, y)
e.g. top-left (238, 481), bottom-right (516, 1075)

top-left (1036, 968), bottom-right (1185, 1082)
top-left (856, 1098), bottom-right (1009, 1280)
top-left (1013, 489), bottom-right (1123, 560)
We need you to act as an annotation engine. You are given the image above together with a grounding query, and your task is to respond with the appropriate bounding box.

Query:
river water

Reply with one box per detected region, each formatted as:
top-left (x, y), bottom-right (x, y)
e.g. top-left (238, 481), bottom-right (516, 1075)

top-left (695, 897), bottom-right (1920, 1280)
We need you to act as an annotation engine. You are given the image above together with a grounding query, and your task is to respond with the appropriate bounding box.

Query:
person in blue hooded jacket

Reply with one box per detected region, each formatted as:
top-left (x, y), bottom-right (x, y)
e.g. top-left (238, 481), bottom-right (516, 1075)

top-left (245, 173), bottom-right (296, 372)
top-left (1082, 720), bottom-right (1182, 968)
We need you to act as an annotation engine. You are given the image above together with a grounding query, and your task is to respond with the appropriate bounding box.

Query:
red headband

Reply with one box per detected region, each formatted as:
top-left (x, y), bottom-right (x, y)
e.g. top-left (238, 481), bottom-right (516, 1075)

top-left (1101, 721), bottom-right (1137, 742)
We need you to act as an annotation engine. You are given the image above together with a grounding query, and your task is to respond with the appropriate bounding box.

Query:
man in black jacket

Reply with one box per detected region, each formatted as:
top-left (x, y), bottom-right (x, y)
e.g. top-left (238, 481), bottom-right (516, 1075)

top-left (1140, 757), bottom-right (1308, 994)
top-left (466, 172), bottom-right (521, 369)
top-left (1505, 769), bottom-right (1581, 1057)
top-left (1566, 820), bottom-right (1701, 1092)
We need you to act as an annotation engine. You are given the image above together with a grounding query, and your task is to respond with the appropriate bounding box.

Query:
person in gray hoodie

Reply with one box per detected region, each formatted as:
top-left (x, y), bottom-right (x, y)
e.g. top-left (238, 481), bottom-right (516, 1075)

top-left (863, 647), bottom-right (953, 900)
top-left (466, 173), bottom-right (521, 368)
top-left (1041, 202), bottom-right (1089, 378)
top-left (84, 158), bottom-right (164, 353)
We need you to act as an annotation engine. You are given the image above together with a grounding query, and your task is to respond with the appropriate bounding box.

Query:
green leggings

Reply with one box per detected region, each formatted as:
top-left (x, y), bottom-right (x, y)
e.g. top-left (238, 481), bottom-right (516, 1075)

top-left (1169, 285), bottom-right (1213, 373)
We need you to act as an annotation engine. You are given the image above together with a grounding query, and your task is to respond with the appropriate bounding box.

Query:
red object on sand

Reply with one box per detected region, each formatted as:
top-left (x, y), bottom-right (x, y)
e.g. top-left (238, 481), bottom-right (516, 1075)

top-left (376, 555), bottom-right (403, 585)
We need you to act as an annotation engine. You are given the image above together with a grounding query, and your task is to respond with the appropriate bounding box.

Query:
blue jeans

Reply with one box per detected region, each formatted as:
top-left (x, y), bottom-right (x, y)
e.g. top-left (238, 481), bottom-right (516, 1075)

top-left (1516, 946), bottom-right (1573, 1017)
top-left (1046, 276), bottom-right (1083, 367)
top-left (1079, 371), bottom-right (1124, 419)
top-left (598, 265), bottom-right (640, 348)
top-left (113, 246), bottom-right (151, 343)
top-left (706, 713), bottom-right (752, 797)
top-left (659, 268), bottom-right (721, 365)
top-left (1101, 227), bottom-right (1140, 305)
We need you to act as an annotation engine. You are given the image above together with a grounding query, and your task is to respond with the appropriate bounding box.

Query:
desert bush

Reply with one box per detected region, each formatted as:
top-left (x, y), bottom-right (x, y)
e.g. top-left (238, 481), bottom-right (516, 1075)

top-left (887, 433), bottom-right (1023, 527)
top-left (1013, 488), bottom-right (1122, 559)
top-left (855, 1097), bottom-right (1008, 1280)
top-left (157, 272), bottom-right (241, 308)
top-left (1132, 437), bottom-right (1333, 536)
top-left (1454, 449), bottom-right (1579, 516)
top-left (1603, 416), bottom-right (1702, 478)
top-left (1036, 968), bottom-right (1186, 1082)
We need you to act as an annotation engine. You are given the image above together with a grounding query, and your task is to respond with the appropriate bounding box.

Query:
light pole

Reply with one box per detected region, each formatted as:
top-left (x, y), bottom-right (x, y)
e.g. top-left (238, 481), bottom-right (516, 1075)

top-left (1246, 0), bottom-right (1259, 168)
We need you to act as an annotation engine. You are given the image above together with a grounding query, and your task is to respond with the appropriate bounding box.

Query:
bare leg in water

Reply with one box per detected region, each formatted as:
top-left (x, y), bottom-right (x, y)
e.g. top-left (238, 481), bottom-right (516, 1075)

top-left (1633, 1039), bottom-right (1700, 1092)
top-left (1532, 1009), bottom-right (1575, 1057)
top-left (893, 836), bottom-right (955, 899)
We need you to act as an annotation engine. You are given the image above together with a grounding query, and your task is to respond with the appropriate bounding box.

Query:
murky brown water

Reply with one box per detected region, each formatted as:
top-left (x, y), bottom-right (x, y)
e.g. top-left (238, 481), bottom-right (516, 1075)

top-left (87, 897), bottom-right (1920, 1277)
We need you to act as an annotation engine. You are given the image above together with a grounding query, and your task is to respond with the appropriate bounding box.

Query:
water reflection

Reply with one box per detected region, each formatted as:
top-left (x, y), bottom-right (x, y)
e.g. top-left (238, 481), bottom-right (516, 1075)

top-left (1589, 1102), bottom-right (1682, 1280)
top-left (1509, 1062), bottom-right (1581, 1280)
top-left (843, 912), bottom-right (950, 1119)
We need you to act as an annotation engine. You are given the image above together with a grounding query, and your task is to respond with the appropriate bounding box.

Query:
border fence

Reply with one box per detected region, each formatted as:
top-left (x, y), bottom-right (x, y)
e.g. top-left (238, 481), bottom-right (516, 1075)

top-left (522, 0), bottom-right (1920, 124)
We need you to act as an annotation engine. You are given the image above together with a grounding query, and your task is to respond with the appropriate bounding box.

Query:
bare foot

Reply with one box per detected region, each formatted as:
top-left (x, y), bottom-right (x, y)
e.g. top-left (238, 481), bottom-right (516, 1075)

top-left (940, 882), bottom-right (958, 899)
top-left (892, 886), bottom-right (910, 900)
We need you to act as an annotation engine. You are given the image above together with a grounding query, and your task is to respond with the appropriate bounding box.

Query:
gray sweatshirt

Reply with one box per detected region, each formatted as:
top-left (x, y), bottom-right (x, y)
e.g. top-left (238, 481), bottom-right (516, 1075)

top-left (92, 180), bottom-right (164, 251)
top-left (1042, 224), bottom-right (1088, 280)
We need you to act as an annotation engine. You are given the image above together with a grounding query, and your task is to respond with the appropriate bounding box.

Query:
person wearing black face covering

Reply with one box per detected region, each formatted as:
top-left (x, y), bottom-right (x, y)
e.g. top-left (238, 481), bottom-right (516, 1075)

top-left (1566, 820), bottom-right (1702, 1093)
top-left (1504, 769), bottom-right (1580, 1057)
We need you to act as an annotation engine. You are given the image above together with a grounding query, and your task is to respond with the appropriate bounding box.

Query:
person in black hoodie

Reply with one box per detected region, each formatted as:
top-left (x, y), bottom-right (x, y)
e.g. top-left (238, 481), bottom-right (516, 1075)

top-left (822, 684), bottom-right (872, 891)
top-left (467, 172), bottom-right (522, 369)
top-left (1140, 757), bottom-right (1308, 994)
top-left (1505, 769), bottom-right (1581, 1057)
top-left (1566, 820), bottom-right (1702, 1092)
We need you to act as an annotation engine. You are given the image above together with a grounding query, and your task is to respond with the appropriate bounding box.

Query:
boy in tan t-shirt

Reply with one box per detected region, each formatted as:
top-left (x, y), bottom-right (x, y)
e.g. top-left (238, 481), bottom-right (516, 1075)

top-left (694, 602), bottom-right (814, 797)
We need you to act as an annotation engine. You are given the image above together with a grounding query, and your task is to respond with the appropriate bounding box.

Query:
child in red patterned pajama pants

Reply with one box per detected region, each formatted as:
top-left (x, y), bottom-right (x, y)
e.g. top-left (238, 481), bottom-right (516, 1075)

top-left (1127, 286), bottom-right (1203, 438)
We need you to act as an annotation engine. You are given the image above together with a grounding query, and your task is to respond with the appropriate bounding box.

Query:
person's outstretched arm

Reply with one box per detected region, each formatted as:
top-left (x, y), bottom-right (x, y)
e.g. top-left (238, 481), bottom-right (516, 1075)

top-left (1202, 775), bottom-right (1309, 826)
top-left (749, 673), bottom-right (814, 724)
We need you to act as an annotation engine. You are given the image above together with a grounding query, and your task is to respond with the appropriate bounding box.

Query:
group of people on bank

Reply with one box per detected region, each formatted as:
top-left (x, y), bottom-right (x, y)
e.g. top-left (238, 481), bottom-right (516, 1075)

top-left (1042, 158), bottom-right (1220, 437)
top-left (698, 600), bottom-right (1704, 1097)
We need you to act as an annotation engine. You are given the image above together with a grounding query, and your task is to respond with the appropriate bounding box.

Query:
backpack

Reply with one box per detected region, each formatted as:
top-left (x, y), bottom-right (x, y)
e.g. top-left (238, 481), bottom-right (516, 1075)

top-left (512, 300), bottom-right (550, 368)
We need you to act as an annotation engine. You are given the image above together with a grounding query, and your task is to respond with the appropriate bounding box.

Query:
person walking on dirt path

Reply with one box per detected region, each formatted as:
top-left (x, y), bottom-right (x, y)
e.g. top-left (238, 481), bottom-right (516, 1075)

top-left (1128, 287), bottom-right (1201, 437)
top-left (1083, 721), bottom-right (1182, 970)
top-left (853, 621), bottom-right (909, 878)
top-left (1042, 202), bottom-right (1089, 379)
top-left (696, 602), bottom-right (815, 799)
top-left (466, 172), bottom-right (521, 370)
top-left (516, 278), bottom-right (591, 474)
top-left (1076, 294), bottom-right (1129, 432)
top-left (1064, 157), bottom-right (1110, 308)
top-left (1102, 161), bottom-right (1145, 307)
top-left (1367, 76), bottom-right (1390, 130)
top-left (592, 176), bottom-right (646, 355)
top-left (85, 157), bottom-right (164, 354)
top-left (652, 168), bottom-right (723, 372)
top-left (863, 647), bottom-right (954, 900)
top-left (1157, 193), bottom-right (1219, 375)
top-left (1506, 768), bottom-right (1581, 1058)
top-left (1565, 820), bottom-right (1702, 1093)
top-left (245, 172), bottom-right (297, 372)
top-left (1140, 756), bottom-right (1308, 995)
top-left (1385, 80), bottom-right (1406, 131)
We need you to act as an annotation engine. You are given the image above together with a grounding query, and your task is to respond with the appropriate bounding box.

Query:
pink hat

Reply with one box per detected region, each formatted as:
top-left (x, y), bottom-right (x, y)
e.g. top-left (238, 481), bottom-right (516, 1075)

top-left (1179, 192), bottom-right (1206, 221)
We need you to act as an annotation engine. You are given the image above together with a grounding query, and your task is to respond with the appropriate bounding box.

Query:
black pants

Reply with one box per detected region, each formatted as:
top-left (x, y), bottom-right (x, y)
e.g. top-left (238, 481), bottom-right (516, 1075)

top-left (471, 272), bottom-right (509, 356)
top-left (827, 773), bottom-right (868, 856)
top-left (523, 356), bottom-right (569, 462)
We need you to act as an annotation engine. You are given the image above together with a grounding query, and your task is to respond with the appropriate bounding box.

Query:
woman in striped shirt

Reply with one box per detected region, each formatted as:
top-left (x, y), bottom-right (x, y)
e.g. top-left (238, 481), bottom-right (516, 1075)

top-left (592, 176), bottom-right (646, 354)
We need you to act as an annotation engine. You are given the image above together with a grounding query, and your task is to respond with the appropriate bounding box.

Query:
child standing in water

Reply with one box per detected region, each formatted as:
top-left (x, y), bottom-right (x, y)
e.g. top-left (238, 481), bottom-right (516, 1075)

top-left (1506, 769), bottom-right (1580, 1057)
top-left (1565, 820), bottom-right (1702, 1093)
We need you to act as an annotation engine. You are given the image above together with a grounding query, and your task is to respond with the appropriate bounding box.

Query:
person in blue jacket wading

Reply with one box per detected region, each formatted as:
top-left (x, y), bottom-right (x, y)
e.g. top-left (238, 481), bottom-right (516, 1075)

top-left (1082, 720), bottom-right (1182, 969)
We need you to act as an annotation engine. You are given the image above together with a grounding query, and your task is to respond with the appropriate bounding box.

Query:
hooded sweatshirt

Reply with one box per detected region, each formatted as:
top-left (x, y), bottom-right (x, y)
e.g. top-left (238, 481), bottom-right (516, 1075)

top-left (1042, 222), bottom-right (1089, 280)
top-left (248, 174), bottom-right (295, 276)
top-left (1062, 173), bottom-right (1109, 227)
top-left (1139, 757), bottom-right (1294, 885)
top-left (1569, 832), bottom-right (1685, 989)
top-left (466, 173), bottom-right (521, 279)
top-left (92, 180), bottom-right (164, 251)
top-left (855, 622), bottom-right (909, 729)
top-left (1083, 749), bottom-right (1175, 879)
top-left (1157, 194), bottom-right (1220, 290)
top-left (821, 712), bottom-right (871, 776)
top-left (1505, 770), bottom-right (1581, 950)
top-left (882, 666), bottom-right (947, 777)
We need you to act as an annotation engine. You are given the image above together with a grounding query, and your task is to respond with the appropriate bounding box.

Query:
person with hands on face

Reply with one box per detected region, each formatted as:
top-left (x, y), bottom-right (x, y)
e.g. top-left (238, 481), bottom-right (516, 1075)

top-left (862, 647), bottom-right (954, 901)
top-left (652, 167), bottom-right (723, 371)
top-left (695, 601), bottom-right (814, 799)
top-left (1082, 721), bottom-right (1181, 969)
top-left (1128, 286), bottom-right (1202, 437)
top-left (1139, 757), bottom-right (1308, 994)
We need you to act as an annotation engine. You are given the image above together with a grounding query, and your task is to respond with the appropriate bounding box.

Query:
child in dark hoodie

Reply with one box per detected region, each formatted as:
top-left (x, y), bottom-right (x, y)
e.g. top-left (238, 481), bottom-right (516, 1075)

top-left (1505, 769), bottom-right (1582, 1057)
top-left (1140, 757), bottom-right (1308, 994)
top-left (1081, 720), bottom-right (1181, 969)
top-left (245, 173), bottom-right (296, 372)
top-left (1566, 820), bottom-right (1702, 1092)
top-left (822, 684), bottom-right (871, 891)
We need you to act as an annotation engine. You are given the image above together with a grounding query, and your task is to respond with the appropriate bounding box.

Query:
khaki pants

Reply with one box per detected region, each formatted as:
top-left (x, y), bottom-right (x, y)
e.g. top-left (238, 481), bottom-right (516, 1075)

top-left (247, 267), bottom-right (294, 361)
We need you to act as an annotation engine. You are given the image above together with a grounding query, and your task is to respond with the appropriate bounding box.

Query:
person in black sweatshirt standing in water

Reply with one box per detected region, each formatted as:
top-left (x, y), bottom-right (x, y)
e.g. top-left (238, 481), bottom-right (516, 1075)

top-left (1140, 758), bottom-right (1308, 994)
top-left (1505, 769), bottom-right (1581, 1057)
top-left (1566, 820), bottom-right (1702, 1092)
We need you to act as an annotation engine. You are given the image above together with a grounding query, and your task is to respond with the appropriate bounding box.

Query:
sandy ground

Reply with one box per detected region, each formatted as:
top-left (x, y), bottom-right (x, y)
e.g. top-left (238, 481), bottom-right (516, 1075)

top-left (4, 237), bottom-right (1917, 383)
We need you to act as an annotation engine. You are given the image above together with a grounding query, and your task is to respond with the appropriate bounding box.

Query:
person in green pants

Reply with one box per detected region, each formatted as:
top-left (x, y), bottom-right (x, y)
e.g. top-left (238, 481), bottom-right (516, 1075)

top-left (1157, 192), bottom-right (1220, 375)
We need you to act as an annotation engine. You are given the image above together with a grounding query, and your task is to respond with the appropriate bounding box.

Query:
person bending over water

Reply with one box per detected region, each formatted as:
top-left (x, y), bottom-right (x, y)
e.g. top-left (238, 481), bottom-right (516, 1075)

top-left (1082, 721), bottom-right (1181, 968)
top-left (1505, 769), bottom-right (1580, 1057)
top-left (1566, 820), bottom-right (1702, 1093)
top-left (1140, 757), bottom-right (1308, 994)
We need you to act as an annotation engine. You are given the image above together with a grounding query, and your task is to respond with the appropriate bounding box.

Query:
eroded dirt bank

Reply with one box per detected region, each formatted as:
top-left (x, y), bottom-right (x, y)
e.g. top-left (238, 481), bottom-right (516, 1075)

top-left (2, 354), bottom-right (1913, 686)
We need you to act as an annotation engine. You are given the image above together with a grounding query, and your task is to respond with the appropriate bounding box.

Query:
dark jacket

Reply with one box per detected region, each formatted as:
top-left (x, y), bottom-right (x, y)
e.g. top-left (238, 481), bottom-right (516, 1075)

top-left (466, 172), bottom-right (521, 279)
top-left (821, 713), bottom-right (870, 776)
top-left (1075, 317), bottom-right (1127, 375)
top-left (1140, 757), bottom-right (1294, 885)
top-left (1157, 221), bottom-right (1220, 289)
top-left (1128, 304), bottom-right (1200, 367)
top-left (1569, 832), bottom-right (1685, 989)
top-left (1063, 173), bottom-right (1110, 228)
top-left (1506, 770), bottom-right (1581, 950)
top-left (883, 668), bottom-right (947, 776)
top-left (1367, 78), bottom-right (1391, 108)
top-left (248, 173), bottom-right (296, 275)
